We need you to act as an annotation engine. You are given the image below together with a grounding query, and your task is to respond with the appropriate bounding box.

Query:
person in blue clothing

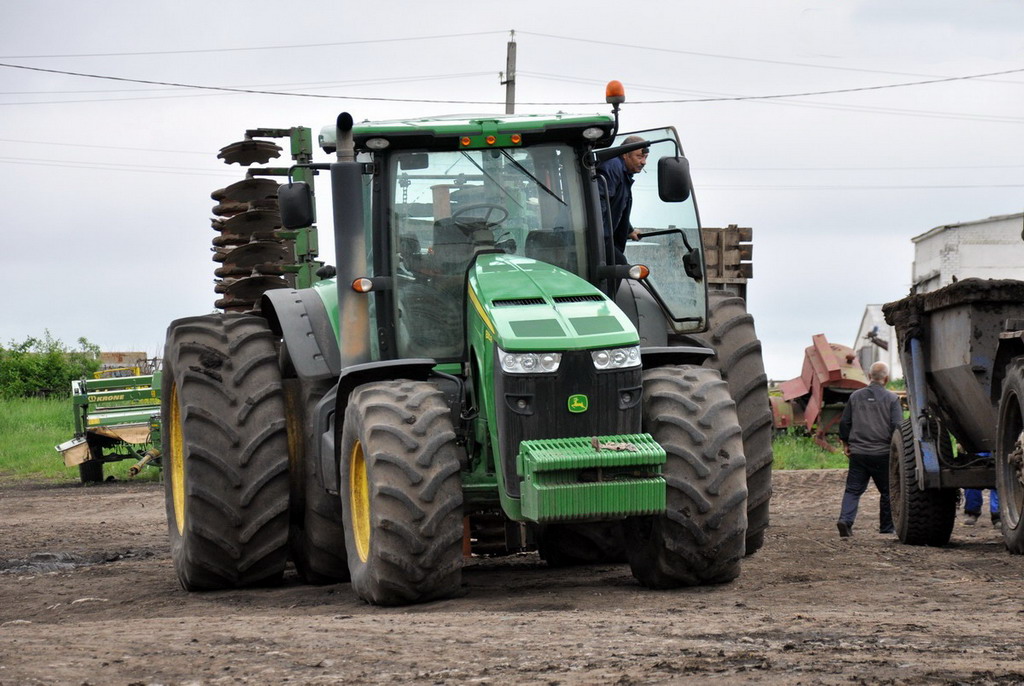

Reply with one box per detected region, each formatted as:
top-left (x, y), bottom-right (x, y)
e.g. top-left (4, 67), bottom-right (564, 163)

top-left (963, 488), bottom-right (1000, 526)
top-left (597, 135), bottom-right (648, 265)
top-left (837, 361), bottom-right (902, 537)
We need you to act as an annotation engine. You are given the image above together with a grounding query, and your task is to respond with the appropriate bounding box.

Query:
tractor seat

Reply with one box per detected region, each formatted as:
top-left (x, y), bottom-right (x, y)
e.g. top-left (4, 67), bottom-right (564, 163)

top-left (525, 230), bottom-right (578, 273)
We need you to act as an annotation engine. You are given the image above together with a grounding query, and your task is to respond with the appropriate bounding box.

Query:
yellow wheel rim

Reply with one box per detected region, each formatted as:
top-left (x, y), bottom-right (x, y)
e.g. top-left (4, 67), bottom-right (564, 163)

top-left (350, 440), bottom-right (371, 562)
top-left (169, 383), bottom-right (186, 536)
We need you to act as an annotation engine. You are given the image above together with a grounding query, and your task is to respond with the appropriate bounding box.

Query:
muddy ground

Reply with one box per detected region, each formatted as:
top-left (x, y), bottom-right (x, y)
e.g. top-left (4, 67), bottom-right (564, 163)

top-left (1, 469), bottom-right (1022, 685)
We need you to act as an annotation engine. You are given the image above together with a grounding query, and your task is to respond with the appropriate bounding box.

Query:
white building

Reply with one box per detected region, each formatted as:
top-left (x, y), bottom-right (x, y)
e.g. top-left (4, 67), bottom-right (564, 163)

top-left (911, 211), bottom-right (1024, 292)
top-left (853, 211), bottom-right (1024, 381)
top-left (853, 305), bottom-right (902, 380)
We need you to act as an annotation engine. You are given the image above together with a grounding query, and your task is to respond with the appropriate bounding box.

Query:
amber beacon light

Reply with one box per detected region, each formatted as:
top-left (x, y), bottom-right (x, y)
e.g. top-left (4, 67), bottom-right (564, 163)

top-left (605, 80), bottom-right (625, 105)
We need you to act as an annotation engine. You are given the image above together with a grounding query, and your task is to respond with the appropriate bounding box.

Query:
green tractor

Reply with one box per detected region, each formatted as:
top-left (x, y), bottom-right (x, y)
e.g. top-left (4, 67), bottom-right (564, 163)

top-left (162, 91), bottom-right (772, 604)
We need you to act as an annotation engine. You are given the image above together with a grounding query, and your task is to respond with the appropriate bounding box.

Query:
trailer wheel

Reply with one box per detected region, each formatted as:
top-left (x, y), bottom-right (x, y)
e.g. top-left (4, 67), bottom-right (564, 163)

top-left (889, 419), bottom-right (957, 546)
top-left (996, 358), bottom-right (1024, 554)
top-left (285, 377), bottom-right (349, 584)
top-left (538, 522), bottom-right (627, 567)
top-left (692, 291), bottom-right (773, 556)
top-left (624, 365), bottom-right (747, 588)
top-left (78, 446), bottom-right (104, 484)
top-left (339, 380), bottom-right (464, 605)
top-left (162, 314), bottom-right (290, 590)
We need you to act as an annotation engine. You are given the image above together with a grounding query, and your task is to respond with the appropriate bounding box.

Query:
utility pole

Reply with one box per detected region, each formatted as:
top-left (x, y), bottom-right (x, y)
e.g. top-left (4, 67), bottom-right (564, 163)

top-left (500, 30), bottom-right (516, 114)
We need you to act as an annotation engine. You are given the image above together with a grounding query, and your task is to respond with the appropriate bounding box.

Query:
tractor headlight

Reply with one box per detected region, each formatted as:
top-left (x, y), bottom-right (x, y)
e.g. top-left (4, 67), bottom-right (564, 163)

top-left (498, 347), bottom-right (562, 374)
top-left (590, 345), bottom-right (641, 370)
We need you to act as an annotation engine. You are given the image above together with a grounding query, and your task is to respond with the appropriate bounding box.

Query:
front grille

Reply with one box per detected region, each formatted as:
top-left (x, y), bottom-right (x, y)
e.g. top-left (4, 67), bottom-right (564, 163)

top-left (493, 348), bottom-right (643, 498)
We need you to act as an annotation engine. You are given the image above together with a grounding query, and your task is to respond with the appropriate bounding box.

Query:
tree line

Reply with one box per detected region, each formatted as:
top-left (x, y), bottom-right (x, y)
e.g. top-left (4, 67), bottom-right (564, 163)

top-left (0, 333), bottom-right (100, 398)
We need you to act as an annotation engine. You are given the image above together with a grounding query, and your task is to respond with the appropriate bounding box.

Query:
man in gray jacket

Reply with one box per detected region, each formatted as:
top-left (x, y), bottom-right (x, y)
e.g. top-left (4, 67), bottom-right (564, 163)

top-left (836, 361), bottom-right (902, 537)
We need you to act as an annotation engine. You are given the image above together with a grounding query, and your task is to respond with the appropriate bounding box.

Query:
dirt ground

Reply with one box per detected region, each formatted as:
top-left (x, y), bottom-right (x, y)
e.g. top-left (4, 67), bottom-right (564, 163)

top-left (1, 470), bottom-right (1022, 686)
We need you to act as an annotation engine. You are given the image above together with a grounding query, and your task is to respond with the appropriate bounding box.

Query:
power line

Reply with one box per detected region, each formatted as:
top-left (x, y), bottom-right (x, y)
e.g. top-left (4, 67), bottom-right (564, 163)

top-left (0, 137), bottom-right (210, 155)
top-left (0, 154), bottom-right (223, 171)
top-left (0, 72), bottom-right (495, 106)
top-left (698, 183), bottom-right (1024, 190)
top-left (518, 31), bottom-right (1024, 85)
top-left (701, 164), bottom-right (1024, 171)
top-left (0, 62), bottom-right (505, 105)
top-left (524, 71), bottom-right (1024, 123)
top-left (0, 157), bottom-right (237, 177)
top-left (9, 27), bottom-right (1020, 90)
top-left (626, 68), bottom-right (1024, 104)
top-left (0, 31), bottom-right (506, 59)
top-left (2, 61), bottom-right (1022, 106)
top-left (0, 71), bottom-right (493, 96)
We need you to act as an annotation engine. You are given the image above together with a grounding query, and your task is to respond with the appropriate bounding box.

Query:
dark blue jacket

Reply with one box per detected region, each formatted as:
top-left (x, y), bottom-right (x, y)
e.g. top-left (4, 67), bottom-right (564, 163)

top-left (597, 156), bottom-right (634, 265)
top-left (839, 382), bottom-right (902, 456)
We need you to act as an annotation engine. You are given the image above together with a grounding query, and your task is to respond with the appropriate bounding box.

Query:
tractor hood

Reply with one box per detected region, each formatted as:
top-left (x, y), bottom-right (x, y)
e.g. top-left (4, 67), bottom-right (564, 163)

top-left (467, 254), bottom-right (638, 351)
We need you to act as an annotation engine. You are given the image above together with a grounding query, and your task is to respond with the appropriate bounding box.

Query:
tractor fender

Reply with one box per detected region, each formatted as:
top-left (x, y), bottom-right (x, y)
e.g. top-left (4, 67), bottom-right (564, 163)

top-left (317, 359), bottom-right (437, 494)
top-left (615, 280), bottom-right (669, 347)
top-left (993, 334), bottom-right (1024, 404)
top-left (261, 289), bottom-right (341, 381)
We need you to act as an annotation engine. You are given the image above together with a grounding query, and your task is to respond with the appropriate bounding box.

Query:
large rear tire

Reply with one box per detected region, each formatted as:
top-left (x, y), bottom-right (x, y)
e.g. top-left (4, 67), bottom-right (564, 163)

top-left (339, 380), bottom-right (464, 605)
top-left (692, 291), bottom-right (773, 556)
top-left (624, 365), bottom-right (747, 588)
top-left (162, 314), bottom-right (290, 590)
top-left (996, 358), bottom-right (1024, 554)
top-left (285, 378), bottom-right (349, 584)
top-left (889, 419), bottom-right (957, 546)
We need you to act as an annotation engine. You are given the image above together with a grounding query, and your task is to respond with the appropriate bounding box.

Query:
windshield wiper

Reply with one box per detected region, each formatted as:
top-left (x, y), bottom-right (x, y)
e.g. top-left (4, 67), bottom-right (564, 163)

top-left (459, 152), bottom-right (523, 208)
top-left (499, 150), bottom-right (566, 206)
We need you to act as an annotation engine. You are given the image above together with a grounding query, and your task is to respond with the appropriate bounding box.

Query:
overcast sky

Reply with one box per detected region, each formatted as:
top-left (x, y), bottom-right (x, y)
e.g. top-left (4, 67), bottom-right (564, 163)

top-left (1, 0), bottom-right (1022, 379)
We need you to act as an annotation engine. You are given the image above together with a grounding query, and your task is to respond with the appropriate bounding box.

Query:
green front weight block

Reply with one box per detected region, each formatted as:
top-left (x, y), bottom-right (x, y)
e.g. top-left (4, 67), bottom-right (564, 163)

top-left (517, 433), bottom-right (666, 522)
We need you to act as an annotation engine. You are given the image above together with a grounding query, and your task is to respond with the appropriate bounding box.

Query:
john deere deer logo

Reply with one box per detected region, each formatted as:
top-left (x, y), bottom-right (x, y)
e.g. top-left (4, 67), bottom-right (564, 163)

top-left (568, 394), bottom-right (589, 413)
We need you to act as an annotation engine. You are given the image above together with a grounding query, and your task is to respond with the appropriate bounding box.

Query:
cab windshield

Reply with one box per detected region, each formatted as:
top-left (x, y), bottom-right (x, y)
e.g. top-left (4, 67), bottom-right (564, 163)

top-left (388, 143), bottom-right (588, 359)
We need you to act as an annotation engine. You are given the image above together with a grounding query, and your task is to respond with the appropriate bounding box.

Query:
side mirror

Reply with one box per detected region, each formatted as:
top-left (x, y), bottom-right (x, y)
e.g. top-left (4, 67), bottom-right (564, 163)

top-left (278, 182), bottom-right (315, 229)
top-left (658, 156), bottom-right (691, 202)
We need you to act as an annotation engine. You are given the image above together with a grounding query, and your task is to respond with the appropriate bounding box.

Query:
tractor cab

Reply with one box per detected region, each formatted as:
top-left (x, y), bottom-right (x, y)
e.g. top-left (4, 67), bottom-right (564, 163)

top-left (307, 115), bottom-right (709, 365)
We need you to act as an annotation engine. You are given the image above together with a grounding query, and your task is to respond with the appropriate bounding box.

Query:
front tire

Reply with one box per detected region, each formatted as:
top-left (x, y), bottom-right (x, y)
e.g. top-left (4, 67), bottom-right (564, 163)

top-left (889, 419), bottom-right (957, 546)
top-left (996, 358), bottom-right (1024, 553)
top-left (162, 314), bottom-right (290, 590)
top-left (339, 380), bottom-right (464, 605)
top-left (624, 365), bottom-right (747, 588)
top-left (692, 291), bottom-right (773, 556)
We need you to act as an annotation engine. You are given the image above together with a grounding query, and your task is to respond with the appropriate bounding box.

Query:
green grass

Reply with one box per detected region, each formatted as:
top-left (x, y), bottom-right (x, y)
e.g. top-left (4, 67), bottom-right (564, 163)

top-left (771, 431), bottom-right (849, 469)
top-left (1, 396), bottom-right (841, 482)
top-left (0, 396), bottom-right (160, 483)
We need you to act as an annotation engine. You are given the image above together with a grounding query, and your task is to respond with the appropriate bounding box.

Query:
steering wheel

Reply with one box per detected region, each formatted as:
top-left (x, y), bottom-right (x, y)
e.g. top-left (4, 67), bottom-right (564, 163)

top-left (451, 203), bottom-right (510, 233)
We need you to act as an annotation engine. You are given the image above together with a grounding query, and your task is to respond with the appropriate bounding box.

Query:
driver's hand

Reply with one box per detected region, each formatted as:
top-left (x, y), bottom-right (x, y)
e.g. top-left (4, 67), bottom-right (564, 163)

top-left (629, 230), bottom-right (641, 241)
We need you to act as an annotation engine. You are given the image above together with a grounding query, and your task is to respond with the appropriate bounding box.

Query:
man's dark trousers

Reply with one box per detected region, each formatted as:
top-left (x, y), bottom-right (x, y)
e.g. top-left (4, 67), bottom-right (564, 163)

top-left (838, 453), bottom-right (894, 533)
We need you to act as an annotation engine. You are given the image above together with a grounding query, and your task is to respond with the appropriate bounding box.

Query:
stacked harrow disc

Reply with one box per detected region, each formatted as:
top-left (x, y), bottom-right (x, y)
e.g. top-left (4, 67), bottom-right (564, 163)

top-left (211, 138), bottom-right (293, 313)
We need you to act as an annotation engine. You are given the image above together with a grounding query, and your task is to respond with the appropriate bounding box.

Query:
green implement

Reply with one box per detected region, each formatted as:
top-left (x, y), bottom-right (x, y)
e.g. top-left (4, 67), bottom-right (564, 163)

top-left (55, 372), bottom-right (162, 483)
